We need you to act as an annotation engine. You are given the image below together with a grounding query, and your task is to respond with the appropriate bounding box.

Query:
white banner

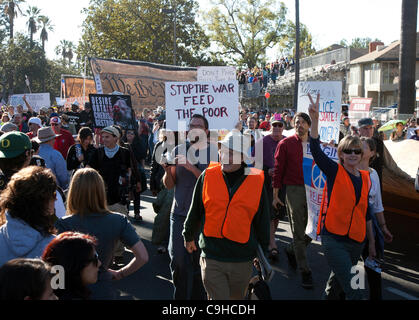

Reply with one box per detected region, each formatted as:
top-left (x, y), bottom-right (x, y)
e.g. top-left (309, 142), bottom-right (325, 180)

top-left (302, 142), bottom-right (339, 241)
top-left (9, 93), bottom-right (50, 112)
top-left (197, 66), bottom-right (236, 82)
top-left (165, 81), bottom-right (239, 131)
top-left (297, 81), bottom-right (342, 143)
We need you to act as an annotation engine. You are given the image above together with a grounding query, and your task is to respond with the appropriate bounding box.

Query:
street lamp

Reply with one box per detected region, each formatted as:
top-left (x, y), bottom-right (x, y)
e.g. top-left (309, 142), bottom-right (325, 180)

top-left (162, 5), bottom-right (177, 66)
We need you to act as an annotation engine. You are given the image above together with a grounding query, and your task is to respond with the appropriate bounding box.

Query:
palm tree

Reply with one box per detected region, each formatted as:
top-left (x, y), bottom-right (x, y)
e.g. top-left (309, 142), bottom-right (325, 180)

top-left (38, 15), bottom-right (54, 51)
top-left (1, 0), bottom-right (26, 40)
top-left (55, 40), bottom-right (76, 67)
top-left (55, 39), bottom-right (69, 64)
top-left (66, 41), bottom-right (75, 66)
top-left (26, 5), bottom-right (41, 48)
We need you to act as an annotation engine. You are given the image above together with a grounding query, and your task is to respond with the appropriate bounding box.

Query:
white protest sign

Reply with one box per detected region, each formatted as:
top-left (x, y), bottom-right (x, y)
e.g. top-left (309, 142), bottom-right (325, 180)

top-left (9, 93), bottom-right (51, 112)
top-left (165, 81), bottom-right (239, 131)
top-left (297, 81), bottom-right (342, 143)
top-left (197, 66), bottom-right (236, 82)
top-left (302, 142), bottom-right (339, 241)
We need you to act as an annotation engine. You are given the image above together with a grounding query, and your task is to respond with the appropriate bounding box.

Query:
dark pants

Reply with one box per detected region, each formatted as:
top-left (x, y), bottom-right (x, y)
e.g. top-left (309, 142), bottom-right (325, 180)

top-left (322, 235), bottom-right (365, 300)
top-left (168, 213), bottom-right (207, 300)
top-left (362, 239), bottom-right (383, 300)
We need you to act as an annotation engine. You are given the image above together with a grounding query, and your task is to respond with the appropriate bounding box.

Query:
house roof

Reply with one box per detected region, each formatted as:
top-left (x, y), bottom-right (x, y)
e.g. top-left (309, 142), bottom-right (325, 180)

top-left (350, 33), bottom-right (419, 64)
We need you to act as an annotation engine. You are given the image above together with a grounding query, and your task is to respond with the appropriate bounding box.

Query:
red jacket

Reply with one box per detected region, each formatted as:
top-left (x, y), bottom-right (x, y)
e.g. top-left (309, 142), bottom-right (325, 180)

top-left (272, 134), bottom-right (304, 189)
top-left (54, 128), bottom-right (75, 160)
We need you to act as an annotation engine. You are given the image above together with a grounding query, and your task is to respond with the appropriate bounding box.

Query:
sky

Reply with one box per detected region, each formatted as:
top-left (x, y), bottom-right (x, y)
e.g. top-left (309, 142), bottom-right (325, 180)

top-left (13, 0), bottom-right (417, 63)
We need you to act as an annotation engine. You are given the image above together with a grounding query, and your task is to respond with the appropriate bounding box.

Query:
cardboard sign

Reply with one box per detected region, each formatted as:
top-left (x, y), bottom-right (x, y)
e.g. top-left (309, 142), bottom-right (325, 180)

top-left (303, 142), bottom-right (339, 241)
top-left (9, 93), bottom-right (51, 112)
top-left (349, 97), bottom-right (373, 126)
top-left (89, 58), bottom-right (197, 115)
top-left (165, 81), bottom-right (239, 131)
top-left (89, 94), bottom-right (137, 130)
top-left (297, 81), bottom-right (342, 143)
top-left (349, 98), bottom-right (372, 112)
top-left (197, 66), bottom-right (236, 81)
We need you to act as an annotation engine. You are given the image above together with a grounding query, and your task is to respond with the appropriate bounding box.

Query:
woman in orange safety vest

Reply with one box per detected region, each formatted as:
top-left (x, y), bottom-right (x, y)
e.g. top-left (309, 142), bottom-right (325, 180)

top-left (308, 93), bottom-right (375, 300)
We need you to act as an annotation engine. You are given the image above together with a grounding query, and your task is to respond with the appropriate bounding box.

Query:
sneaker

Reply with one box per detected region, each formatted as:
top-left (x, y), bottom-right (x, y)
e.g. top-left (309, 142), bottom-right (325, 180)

top-left (301, 271), bottom-right (313, 289)
top-left (285, 247), bottom-right (297, 270)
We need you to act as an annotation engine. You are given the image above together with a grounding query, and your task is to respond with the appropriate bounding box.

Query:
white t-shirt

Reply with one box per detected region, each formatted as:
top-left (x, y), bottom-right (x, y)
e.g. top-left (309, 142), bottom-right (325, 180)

top-left (368, 168), bottom-right (384, 214)
top-left (54, 191), bottom-right (66, 219)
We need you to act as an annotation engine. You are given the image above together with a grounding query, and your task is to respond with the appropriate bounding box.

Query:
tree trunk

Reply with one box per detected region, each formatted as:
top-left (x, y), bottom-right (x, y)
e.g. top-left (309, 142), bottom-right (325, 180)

top-left (398, 0), bottom-right (418, 117)
top-left (9, 15), bottom-right (14, 40)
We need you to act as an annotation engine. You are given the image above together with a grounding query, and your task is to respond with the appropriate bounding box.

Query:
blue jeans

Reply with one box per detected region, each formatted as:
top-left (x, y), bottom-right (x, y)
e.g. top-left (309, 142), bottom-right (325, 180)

top-left (168, 213), bottom-right (207, 300)
top-left (321, 235), bottom-right (366, 300)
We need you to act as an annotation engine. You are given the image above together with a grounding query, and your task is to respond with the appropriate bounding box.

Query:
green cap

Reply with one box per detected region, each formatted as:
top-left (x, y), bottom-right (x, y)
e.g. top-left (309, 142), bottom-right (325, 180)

top-left (0, 132), bottom-right (32, 159)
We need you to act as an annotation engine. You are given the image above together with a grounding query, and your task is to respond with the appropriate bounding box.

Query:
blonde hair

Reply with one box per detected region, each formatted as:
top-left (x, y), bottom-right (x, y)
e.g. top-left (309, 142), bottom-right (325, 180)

top-left (337, 135), bottom-right (363, 164)
top-left (66, 168), bottom-right (109, 216)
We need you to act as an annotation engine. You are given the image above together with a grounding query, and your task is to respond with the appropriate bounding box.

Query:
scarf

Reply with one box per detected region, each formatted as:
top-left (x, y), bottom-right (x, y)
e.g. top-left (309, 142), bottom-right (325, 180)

top-left (104, 145), bottom-right (120, 159)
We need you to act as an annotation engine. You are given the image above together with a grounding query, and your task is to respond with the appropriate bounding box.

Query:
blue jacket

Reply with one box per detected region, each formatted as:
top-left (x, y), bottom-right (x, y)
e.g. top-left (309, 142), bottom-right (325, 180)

top-left (38, 143), bottom-right (69, 189)
top-left (0, 212), bottom-right (55, 267)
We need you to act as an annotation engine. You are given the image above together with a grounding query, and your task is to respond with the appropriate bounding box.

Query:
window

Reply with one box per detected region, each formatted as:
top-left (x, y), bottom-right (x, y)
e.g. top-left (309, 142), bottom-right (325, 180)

top-left (382, 62), bottom-right (398, 85)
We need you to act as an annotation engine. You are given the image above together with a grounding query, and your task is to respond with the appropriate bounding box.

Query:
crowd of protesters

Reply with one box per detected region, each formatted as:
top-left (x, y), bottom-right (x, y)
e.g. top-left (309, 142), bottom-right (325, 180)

top-left (237, 57), bottom-right (294, 90)
top-left (0, 91), bottom-right (416, 301)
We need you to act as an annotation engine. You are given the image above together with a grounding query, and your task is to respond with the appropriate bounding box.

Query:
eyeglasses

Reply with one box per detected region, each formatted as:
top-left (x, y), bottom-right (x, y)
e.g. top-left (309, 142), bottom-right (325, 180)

top-left (272, 123), bottom-right (284, 128)
top-left (51, 123), bottom-right (59, 126)
top-left (86, 252), bottom-right (99, 267)
top-left (342, 149), bottom-right (362, 155)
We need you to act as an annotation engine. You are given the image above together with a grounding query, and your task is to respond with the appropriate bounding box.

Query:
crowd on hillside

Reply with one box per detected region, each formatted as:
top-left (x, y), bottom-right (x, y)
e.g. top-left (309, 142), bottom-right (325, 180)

top-left (0, 95), bottom-right (417, 301)
top-left (237, 57), bottom-right (294, 89)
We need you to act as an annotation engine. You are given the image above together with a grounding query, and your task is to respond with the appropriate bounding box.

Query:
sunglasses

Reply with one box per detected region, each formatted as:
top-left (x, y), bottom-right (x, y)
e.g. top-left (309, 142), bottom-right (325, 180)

top-left (86, 252), bottom-right (99, 267)
top-left (272, 123), bottom-right (284, 128)
top-left (51, 123), bottom-right (59, 126)
top-left (342, 149), bottom-right (362, 155)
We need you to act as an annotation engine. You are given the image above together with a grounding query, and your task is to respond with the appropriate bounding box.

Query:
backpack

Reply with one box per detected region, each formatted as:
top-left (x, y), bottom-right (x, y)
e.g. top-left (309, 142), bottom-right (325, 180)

top-left (245, 273), bottom-right (272, 300)
top-left (245, 258), bottom-right (272, 300)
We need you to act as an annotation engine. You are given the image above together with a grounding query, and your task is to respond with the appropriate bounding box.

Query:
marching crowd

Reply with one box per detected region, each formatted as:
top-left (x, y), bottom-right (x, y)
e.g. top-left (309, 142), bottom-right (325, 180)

top-left (0, 94), bottom-right (416, 300)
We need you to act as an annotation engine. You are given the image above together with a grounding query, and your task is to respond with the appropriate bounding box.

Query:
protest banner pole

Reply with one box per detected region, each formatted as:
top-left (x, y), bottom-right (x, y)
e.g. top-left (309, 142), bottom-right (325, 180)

top-left (83, 57), bottom-right (87, 106)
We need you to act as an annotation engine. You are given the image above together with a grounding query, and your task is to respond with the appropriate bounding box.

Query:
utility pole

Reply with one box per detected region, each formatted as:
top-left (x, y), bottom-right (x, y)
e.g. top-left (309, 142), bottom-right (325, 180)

top-left (397, 0), bottom-right (418, 119)
top-left (293, 0), bottom-right (300, 111)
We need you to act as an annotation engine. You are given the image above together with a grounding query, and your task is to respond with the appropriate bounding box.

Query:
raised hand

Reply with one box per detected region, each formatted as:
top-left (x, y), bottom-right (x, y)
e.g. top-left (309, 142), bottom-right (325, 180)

top-left (308, 92), bottom-right (320, 122)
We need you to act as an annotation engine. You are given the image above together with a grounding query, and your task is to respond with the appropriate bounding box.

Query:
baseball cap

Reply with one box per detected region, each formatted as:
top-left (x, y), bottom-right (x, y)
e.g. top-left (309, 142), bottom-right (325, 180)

top-left (102, 126), bottom-right (121, 138)
top-left (28, 117), bottom-right (43, 127)
top-left (271, 113), bottom-right (284, 125)
top-left (0, 131), bottom-right (32, 159)
top-left (50, 116), bottom-right (61, 124)
top-left (358, 118), bottom-right (373, 128)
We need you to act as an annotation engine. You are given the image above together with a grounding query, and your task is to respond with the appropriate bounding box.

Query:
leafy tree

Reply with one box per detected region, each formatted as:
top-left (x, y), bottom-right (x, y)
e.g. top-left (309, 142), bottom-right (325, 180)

top-left (278, 20), bottom-right (315, 58)
top-left (339, 37), bottom-right (382, 49)
top-left (77, 0), bottom-right (218, 66)
top-left (205, 0), bottom-right (288, 68)
top-left (0, 5), bottom-right (9, 44)
top-left (26, 5), bottom-right (41, 48)
top-left (0, 33), bottom-right (78, 99)
top-left (0, 0), bottom-right (25, 40)
top-left (38, 15), bottom-right (54, 51)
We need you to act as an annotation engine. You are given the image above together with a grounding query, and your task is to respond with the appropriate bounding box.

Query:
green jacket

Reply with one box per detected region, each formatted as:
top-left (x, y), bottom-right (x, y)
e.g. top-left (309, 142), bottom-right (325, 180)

top-left (182, 165), bottom-right (270, 263)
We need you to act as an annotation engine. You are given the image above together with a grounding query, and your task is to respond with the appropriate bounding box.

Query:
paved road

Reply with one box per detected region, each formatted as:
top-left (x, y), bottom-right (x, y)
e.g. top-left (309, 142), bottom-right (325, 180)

top-left (113, 181), bottom-right (419, 300)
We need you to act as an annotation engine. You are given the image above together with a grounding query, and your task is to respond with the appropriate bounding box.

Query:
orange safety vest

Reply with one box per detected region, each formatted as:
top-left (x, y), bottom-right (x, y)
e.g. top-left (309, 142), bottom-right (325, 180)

top-left (202, 162), bottom-right (264, 244)
top-left (317, 165), bottom-right (371, 243)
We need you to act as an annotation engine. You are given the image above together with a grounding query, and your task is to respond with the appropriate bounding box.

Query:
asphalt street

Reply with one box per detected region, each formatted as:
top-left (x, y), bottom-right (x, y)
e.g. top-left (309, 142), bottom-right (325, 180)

top-left (112, 174), bottom-right (419, 301)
